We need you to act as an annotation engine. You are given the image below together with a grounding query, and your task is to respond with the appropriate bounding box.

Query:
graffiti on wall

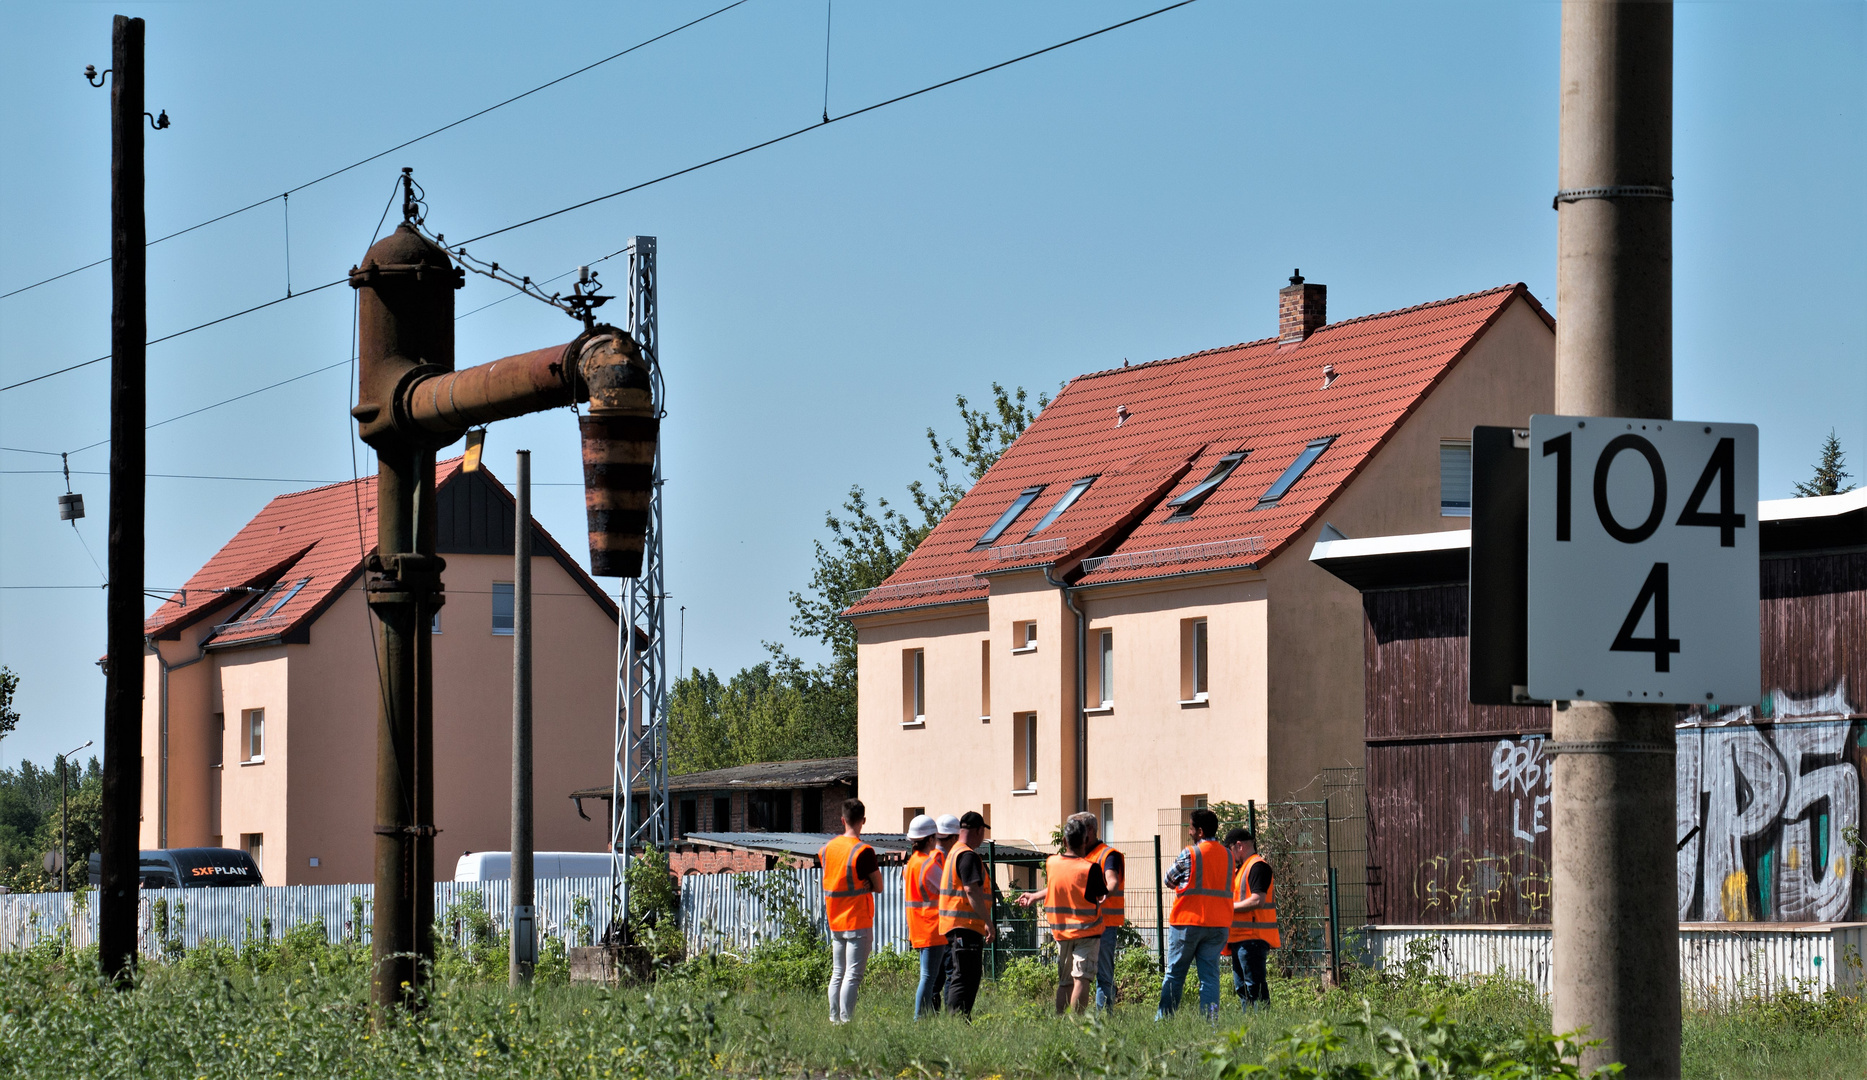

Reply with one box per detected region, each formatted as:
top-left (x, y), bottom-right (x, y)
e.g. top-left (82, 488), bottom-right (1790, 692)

top-left (1492, 736), bottom-right (1552, 844)
top-left (1415, 847), bottom-right (1552, 922)
top-left (1676, 683), bottom-right (1863, 923)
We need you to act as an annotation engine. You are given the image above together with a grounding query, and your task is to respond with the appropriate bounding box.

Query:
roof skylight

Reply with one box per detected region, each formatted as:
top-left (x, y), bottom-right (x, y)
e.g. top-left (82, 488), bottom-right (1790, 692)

top-left (1027, 476), bottom-right (1095, 536)
top-left (1257, 437), bottom-right (1336, 506)
top-left (976, 486), bottom-right (1045, 547)
top-left (1167, 453), bottom-right (1247, 520)
top-left (232, 578), bottom-right (310, 625)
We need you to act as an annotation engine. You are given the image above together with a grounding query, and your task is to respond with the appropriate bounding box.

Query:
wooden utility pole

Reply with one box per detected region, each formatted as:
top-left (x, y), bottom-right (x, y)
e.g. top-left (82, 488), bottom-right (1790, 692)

top-left (1550, 2), bottom-right (1680, 1075)
top-left (510, 449), bottom-right (536, 986)
top-left (98, 12), bottom-right (147, 987)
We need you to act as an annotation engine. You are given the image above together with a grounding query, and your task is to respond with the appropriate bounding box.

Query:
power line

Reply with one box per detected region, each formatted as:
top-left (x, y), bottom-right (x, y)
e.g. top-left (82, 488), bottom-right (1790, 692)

top-left (1, 470), bottom-right (343, 483)
top-left (0, 0), bottom-right (754, 303)
top-left (1, 1), bottom-right (1200, 409)
top-left (456, 0), bottom-right (1202, 247)
top-left (0, 277), bottom-right (347, 395)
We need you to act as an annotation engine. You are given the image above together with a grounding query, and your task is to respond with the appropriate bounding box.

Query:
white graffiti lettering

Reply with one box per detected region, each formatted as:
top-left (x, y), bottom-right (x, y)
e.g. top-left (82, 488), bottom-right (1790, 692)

top-left (1494, 737), bottom-right (1552, 845)
top-left (1676, 689), bottom-right (1863, 924)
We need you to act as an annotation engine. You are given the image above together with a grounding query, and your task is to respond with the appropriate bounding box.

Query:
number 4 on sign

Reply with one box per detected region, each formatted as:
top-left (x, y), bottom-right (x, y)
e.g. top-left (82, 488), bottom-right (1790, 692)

top-left (1609, 563), bottom-right (1681, 672)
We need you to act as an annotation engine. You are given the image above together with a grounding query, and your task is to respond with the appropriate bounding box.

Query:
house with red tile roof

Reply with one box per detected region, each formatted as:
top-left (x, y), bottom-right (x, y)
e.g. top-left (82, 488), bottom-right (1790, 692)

top-left (845, 276), bottom-right (1554, 855)
top-left (140, 459), bottom-right (618, 884)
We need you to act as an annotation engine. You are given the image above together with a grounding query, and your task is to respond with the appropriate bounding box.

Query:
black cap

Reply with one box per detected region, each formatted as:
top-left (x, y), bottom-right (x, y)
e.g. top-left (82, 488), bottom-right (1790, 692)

top-left (958, 811), bottom-right (990, 831)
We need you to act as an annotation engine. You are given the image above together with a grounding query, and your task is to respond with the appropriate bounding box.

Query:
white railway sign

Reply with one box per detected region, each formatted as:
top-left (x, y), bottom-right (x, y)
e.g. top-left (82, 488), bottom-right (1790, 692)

top-left (1526, 415), bottom-right (1759, 705)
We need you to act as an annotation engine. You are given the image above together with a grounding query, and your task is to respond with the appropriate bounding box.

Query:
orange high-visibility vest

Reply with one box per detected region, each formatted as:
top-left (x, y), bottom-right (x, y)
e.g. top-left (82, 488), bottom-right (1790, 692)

top-left (904, 847), bottom-right (948, 949)
top-left (936, 840), bottom-right (989, 936)
top-left (820, 834), bottom-right (875, 932)
top-left (1085, 842), bottom-right (1124, 929)
top-left (1169, 839), bottom-right (1233, 928)
top-left (1043, 854), bottom-right (1103, 940)
top-left (1229, 852), bottom-right (1280, 947)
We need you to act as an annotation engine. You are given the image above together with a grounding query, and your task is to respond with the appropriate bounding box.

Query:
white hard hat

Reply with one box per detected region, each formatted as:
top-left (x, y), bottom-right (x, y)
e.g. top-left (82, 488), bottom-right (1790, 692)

top-left (935, 813), bottom-right (962, 837)
top-left (907, 814), bottom-right (937, 840)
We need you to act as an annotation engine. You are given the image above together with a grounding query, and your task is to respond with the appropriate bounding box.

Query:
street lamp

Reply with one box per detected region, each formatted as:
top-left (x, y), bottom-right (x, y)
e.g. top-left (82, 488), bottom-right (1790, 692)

top-left (59, 740), bottom-right (93, 892)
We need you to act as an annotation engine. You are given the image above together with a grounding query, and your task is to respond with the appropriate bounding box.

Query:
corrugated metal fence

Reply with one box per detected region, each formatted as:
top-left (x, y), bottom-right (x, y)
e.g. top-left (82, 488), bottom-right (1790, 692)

top-left (679, 866), bottom-right (907, 955)
top-left (0, 878), bottom-right (617, 956)
top-left (1366, 924), bottom-right (1867, 1003)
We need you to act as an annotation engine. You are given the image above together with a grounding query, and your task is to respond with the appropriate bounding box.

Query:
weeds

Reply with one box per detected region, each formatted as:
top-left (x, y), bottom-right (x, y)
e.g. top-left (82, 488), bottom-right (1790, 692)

top-left (1, 923), bottom-right (1864, 1078)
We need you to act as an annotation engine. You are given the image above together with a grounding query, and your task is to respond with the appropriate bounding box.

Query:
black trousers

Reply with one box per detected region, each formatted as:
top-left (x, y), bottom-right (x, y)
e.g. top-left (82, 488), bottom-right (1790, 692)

top-left (943, 928), bottom-right (985, 1018)
top-left (1231, 939), bottom-right (1271, 1007)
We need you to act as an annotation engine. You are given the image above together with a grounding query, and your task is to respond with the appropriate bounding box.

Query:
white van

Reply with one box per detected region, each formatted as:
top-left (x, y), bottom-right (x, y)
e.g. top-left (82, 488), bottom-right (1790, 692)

top-left (452, 851), bottom-right (614, 882)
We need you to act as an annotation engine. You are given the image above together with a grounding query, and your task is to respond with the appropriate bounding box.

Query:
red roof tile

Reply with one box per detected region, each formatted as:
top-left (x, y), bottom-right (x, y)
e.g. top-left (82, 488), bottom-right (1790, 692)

top-left (146, 459), bottom-right (615, 647)
top-left (846, 284), bottom-right (1544, 616)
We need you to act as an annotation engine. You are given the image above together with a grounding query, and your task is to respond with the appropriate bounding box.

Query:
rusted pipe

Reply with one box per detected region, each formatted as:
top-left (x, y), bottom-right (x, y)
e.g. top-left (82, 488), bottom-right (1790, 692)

top-left (403, 341), bottom-right (581, 437)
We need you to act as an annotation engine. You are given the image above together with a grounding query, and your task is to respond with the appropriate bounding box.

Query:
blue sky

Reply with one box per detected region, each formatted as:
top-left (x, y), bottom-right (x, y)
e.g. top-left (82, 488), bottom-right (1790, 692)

top-left (1, 1), bottom-right (1861, 769)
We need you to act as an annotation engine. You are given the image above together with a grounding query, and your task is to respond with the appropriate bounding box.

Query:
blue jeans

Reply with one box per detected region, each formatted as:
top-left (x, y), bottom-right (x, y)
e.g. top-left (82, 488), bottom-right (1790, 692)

top-left (1156, 924), bottom-right (1226, 1018)
top-left (1094, 925), bottom-right (1120, 1010)
top-left (1231, 939), bottom-right (1270, 1010)
top-left (914, 943), bottom-right (949, 1019)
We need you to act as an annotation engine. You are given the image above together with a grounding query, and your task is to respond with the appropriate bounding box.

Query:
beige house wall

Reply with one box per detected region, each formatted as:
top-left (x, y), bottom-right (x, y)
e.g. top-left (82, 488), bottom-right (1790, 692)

top-left (855, 294), bottom-right (1555, 848)
top-left (1263, 296), bottom-right (1554, 801)
top-left (140, 551), bottom-right (618, 885)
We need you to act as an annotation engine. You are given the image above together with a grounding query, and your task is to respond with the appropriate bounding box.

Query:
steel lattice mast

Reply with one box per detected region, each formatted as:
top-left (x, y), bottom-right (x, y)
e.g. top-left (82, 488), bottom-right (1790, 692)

top-left (609, 236), bottom-right (669, 933)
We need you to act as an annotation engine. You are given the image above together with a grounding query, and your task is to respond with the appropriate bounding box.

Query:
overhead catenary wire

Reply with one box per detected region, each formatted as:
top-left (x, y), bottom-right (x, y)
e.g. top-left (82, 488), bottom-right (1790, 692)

top-left (2, 1), bottom-right (1200, 418)
top-left (454, 0), bottom-right (1202, 247)
top-left (0, 0), bottom-right (754, 303)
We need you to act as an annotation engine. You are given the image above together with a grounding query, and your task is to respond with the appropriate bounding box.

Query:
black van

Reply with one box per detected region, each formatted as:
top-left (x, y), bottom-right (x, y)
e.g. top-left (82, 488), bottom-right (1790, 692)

top-left (87, 848), bottom-right (265, 889)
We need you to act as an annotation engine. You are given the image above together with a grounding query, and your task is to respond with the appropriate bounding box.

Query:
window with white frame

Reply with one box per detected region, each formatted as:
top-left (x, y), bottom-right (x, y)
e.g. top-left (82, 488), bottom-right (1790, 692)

top-left (1180, 619), bottom-right (1210, 702)
top-left (243, 832), bottom-right (264, 874)
top-left (1022, 713), bottom-right (1038, 790)
top-left (492, 582), bottom-right (515, 635)
top-left (242, 708), bottom-right (265, 762)
top-left (1440, 440), bottom-right (1473, 516)
top-left (902, 648), bottom-right (926, 724)
top-left (1098, 629), bottom-right (1114, 706)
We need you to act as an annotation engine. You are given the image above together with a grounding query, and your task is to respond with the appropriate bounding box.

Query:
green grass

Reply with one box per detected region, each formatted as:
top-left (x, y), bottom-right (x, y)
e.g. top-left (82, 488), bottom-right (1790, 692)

top-left (2, 934), bottom-right (1865, 1079)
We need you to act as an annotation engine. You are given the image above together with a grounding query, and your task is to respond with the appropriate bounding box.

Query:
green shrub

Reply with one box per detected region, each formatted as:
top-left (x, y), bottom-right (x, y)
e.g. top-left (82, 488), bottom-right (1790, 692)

top-left (744, 936), bottom-right (831, 994)
top-left (997, 954), bottom-right (1056, 1003)
top-left (863, 945), bottom-right (918, 993)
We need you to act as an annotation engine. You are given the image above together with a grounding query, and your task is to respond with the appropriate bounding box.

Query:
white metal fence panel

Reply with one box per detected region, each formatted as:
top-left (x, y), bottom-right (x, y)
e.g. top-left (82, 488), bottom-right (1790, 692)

top-left (1366, 924), bottom-right (1867, 1002)
top-left (679, 866), bottom-right (906, 956)
top-left (0, 878), bottom-right (619, 956)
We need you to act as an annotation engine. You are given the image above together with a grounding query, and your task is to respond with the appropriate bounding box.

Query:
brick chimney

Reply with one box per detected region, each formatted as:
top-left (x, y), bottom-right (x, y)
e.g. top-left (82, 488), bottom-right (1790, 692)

top-left (1278, 270), bottom-right (1326, 344)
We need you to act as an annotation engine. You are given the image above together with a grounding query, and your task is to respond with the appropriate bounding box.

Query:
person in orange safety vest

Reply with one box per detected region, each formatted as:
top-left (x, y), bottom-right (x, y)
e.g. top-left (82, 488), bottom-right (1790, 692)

top-left (1081, 813), bottom-right (1125, 1009)
top-left (936, 810), bottom-right (996, 1018)
top-left (819, 798), bottom-right (882, 1023)
top-left (1225, 826), bottom-right (1278, 1011)
top-left (1156, 807), bottom-right (1232, 1018)
top-left (903, 814), bottom-right (948, 1019)
top-left (1014, 812), bottom-right (1110, 1014)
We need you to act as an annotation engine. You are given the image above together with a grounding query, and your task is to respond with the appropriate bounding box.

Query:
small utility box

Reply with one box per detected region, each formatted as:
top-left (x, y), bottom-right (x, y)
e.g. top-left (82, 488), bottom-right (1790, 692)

top-left (1525, 414), bottom-right (1759, 705)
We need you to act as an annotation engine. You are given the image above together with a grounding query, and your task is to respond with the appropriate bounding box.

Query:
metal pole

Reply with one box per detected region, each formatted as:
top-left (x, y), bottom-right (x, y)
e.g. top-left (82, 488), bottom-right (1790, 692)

top-left (1247, 799), bottom-right (1257, 837)
top-left (985, 839), bottom-right (997, 978)
top-left (510, 450), bottom-right (536, 985)
top-left (1323, 804), bottom-right (1336, 982)
top-left (98, 12), bottom-right (147, 987)
top-left (1551, 3), bottom-right (1679, 1075)
top-left (1327, 866), bottom-right (1341, 988)
top-left (61, 757), bottom-right (69, 894)
top-left (1153, 834), bottom-right (1165, 975)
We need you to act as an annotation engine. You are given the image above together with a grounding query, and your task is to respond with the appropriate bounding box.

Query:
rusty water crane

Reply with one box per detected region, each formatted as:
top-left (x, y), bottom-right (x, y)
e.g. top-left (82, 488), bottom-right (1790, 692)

top-left (350, 175), bottom-right (655, 1012)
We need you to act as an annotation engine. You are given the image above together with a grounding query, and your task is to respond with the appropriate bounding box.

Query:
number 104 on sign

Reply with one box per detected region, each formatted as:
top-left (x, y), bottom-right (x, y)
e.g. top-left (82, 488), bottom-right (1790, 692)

top-left (1526, 415), bottom-right (1760, 706)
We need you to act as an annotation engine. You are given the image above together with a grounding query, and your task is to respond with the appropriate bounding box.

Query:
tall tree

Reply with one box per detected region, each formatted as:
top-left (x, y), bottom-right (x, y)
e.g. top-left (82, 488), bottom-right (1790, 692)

top-left (789, 383), bottom-right (1048, 676)
top-left (0, 667), bottom-right (18, 746)
top-left (670, 383), bottom-right (1047, 773)
top-left (1794, 430), bottom-right (1857, 498)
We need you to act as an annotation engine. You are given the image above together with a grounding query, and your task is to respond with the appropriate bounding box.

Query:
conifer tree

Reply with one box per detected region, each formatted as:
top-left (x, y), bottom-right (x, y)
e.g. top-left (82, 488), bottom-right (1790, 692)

top-left (1794, 429), bottom-right (1856, 498)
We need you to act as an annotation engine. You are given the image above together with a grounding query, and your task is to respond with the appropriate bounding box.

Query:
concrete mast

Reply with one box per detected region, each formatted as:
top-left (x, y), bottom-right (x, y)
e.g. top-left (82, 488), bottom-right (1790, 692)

top-left (1550, 2), bottom-right (1680, 1076)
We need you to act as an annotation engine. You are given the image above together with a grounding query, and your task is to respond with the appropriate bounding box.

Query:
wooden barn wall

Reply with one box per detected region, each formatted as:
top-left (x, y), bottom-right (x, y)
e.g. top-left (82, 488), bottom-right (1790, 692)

top-left (1367, 736), bottom-right (1553, 924)
top-left (1363, 584), bottom-right (1547, 741)
top-left (1364, 551), bottom-right (1866, 926)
